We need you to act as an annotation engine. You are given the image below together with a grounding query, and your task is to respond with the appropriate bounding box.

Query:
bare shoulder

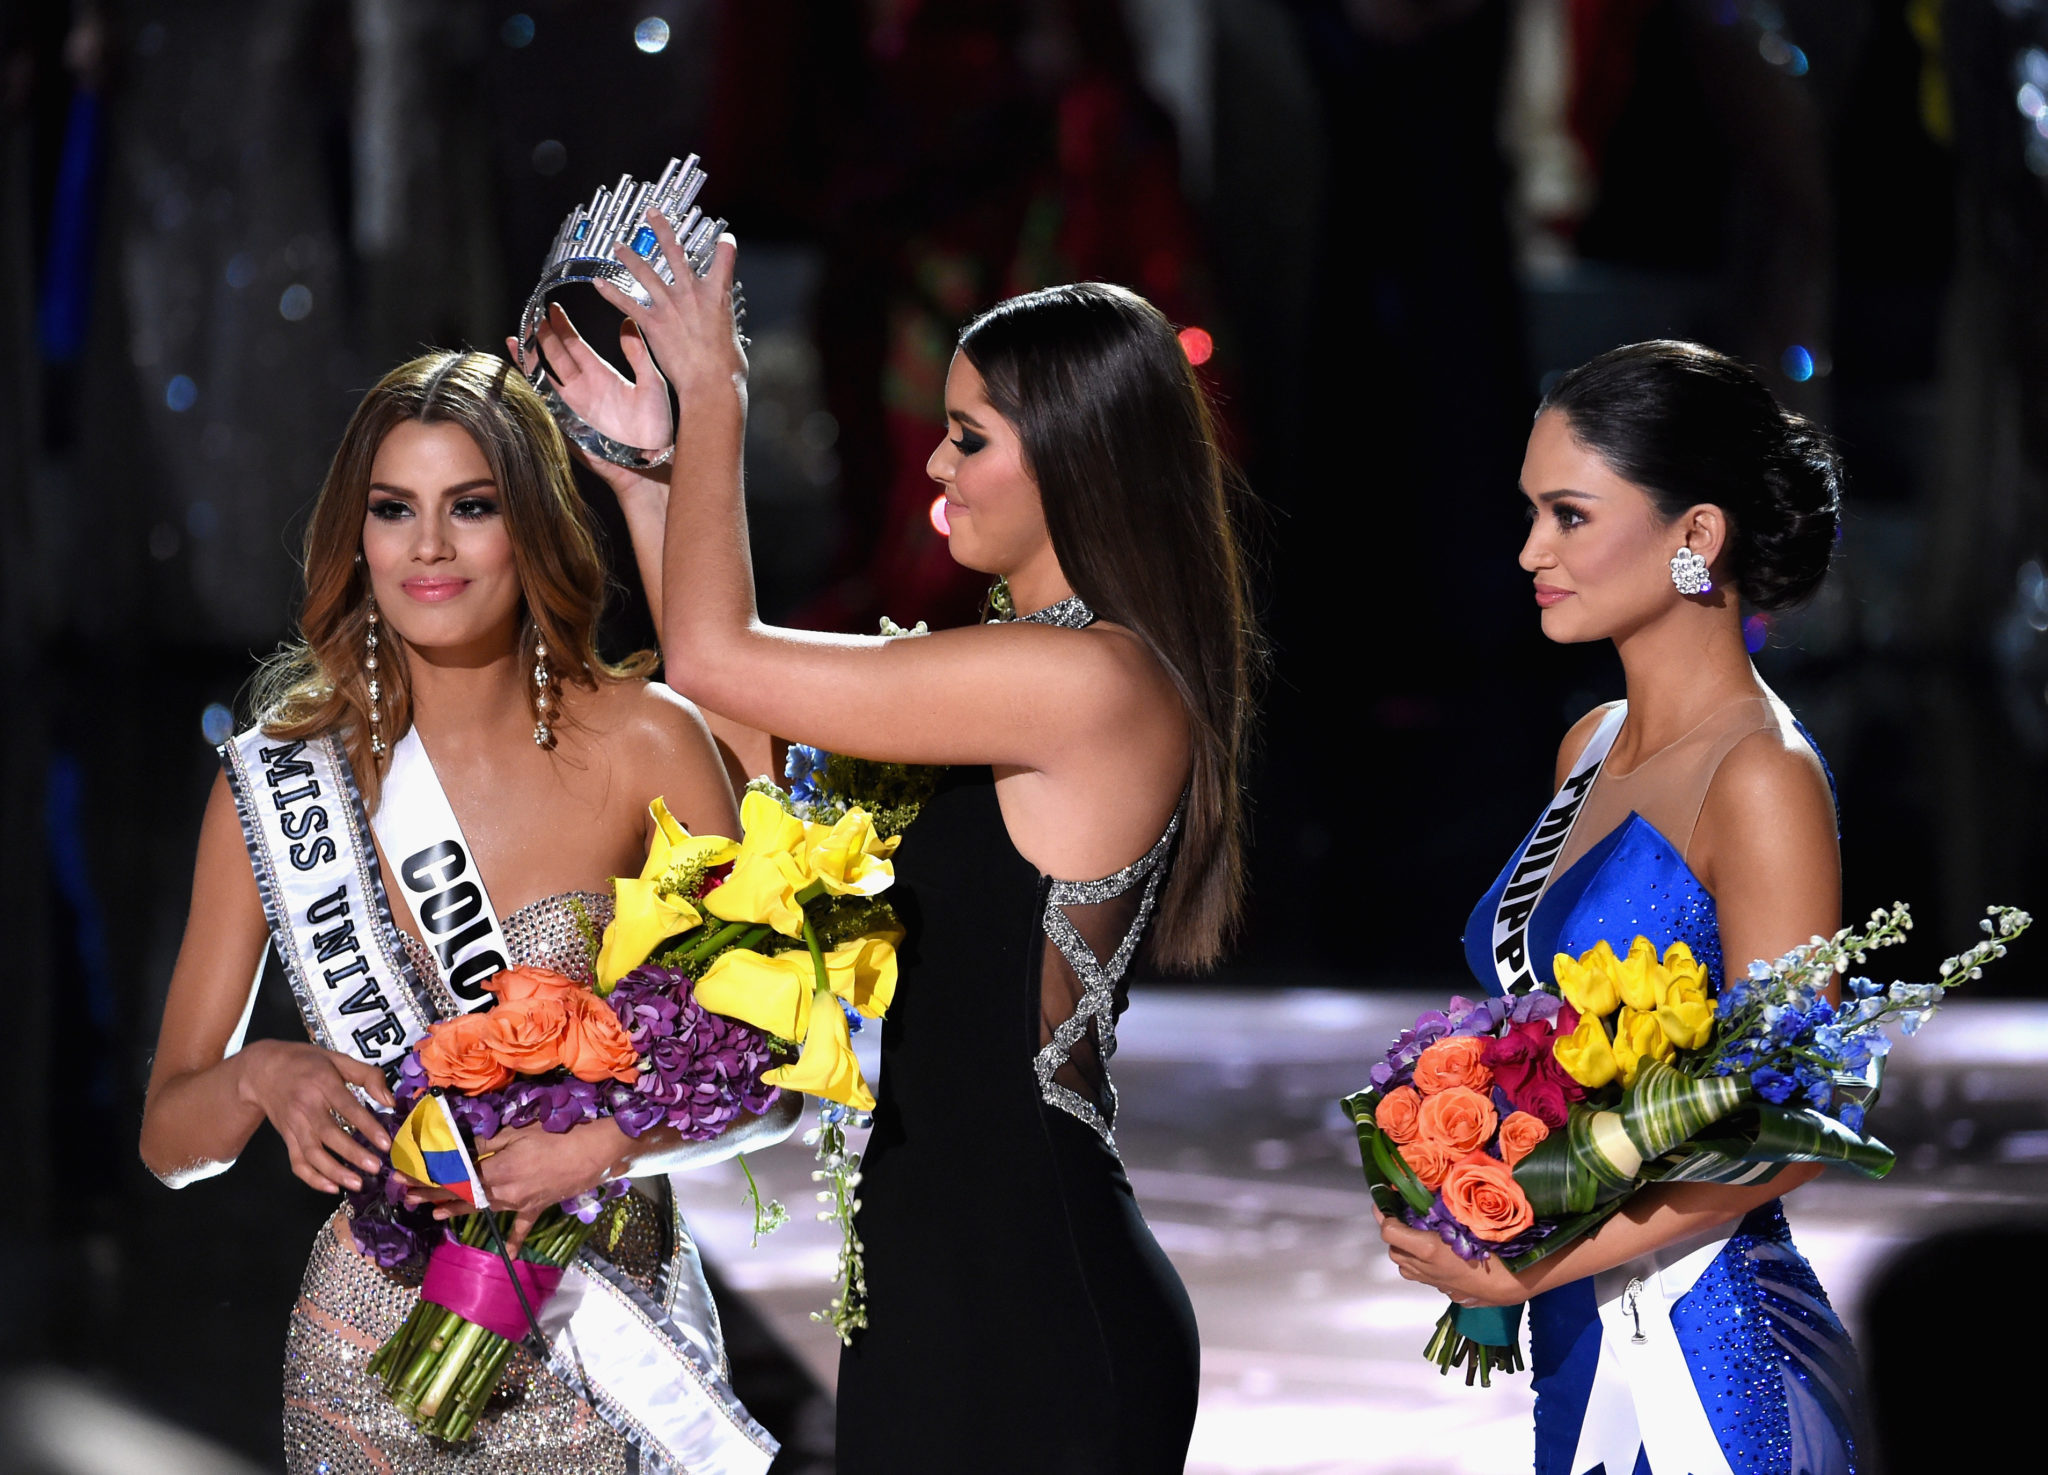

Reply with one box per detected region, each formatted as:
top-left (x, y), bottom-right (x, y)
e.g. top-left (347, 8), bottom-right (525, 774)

top-left (1069, 619), bottom-right (1186, 724)
top-left (570, 677), bottom-right (718, 769)
top-left (1694, 717), bottom-right (1838, 879)
top-left (1554, 700), bottom-right (1625, 787)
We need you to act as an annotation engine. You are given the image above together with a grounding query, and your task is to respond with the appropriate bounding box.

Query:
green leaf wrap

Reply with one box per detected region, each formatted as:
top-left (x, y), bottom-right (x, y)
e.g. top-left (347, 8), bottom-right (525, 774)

top-left (1684, 1104), bottom-right (1896, 1178)
top-left (1621, 1058), bottom-right (1748, 1160)
top-left (1511, 1108), bottom-right (1637, 1217)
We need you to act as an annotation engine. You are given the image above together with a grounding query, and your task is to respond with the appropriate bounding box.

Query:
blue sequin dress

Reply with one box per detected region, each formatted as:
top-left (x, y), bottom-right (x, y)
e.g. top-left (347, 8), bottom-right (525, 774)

top-left (1462, 699), bottom-right (1861, 1475)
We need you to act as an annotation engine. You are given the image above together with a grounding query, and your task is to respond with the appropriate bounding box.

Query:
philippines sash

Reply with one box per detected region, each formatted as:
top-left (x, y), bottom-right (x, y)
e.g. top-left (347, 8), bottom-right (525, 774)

top-left (1489, 704), bottom-right (1626, 995)
top-left (219, 721), bottom-right (778, 1475)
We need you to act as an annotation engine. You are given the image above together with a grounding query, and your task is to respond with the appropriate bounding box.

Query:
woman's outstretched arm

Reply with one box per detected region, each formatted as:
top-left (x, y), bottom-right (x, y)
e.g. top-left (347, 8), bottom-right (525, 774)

top-left (141, 774), bottom-right (395, 1191)
top-left (589, 219), bottom-right (1178, 778)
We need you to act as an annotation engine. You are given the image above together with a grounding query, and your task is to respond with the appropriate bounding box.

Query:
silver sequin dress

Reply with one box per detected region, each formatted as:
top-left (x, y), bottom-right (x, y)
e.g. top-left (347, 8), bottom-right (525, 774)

top-left (282, 892), bottom-right (682, 1474)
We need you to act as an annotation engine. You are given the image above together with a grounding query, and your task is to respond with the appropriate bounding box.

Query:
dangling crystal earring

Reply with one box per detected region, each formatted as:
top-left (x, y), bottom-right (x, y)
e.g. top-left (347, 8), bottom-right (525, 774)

top-left (365, 601), bottom-right (385, 758)
top-left (532, 630), bottom-right (553, 748)
top-left (1669, 547), bottom-right (1712, 597)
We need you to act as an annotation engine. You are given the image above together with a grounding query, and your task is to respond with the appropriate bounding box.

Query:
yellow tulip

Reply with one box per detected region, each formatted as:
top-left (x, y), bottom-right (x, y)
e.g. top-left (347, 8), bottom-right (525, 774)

top-left (821, 933), bottom-right (901, 1019)
top-left (704, 791), bottom-right (814, 937)
top-left (594, 799), bottom-right (740, 992)
top-left (1614, 935), bottom-right (1661, 1012)
top-left (1612, 1006), bottom-right (1677, 1088)
top-left (1652, 944), bottom-right (1716, 1051)
top-left (764, 991), bottom-right (875, 1111)
top-left (803, 809), bottom-right (900, 899)
top-left (695, 947), bottom-right (814, 1042)
top-left (1554, 940), bottom-right (1622, 1018)
top-left (1553, 1007), bottom-right (1620, 1089)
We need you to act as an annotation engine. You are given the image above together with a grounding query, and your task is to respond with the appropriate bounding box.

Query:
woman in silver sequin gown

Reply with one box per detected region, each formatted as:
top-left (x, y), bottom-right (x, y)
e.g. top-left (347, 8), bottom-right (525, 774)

top-left (142, 351), bottom-right (782, 1470)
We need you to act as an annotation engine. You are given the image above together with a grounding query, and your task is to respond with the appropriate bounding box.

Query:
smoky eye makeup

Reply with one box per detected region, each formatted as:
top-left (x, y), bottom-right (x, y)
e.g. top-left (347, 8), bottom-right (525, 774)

top-left (451, 495), bottom-right (501, 520)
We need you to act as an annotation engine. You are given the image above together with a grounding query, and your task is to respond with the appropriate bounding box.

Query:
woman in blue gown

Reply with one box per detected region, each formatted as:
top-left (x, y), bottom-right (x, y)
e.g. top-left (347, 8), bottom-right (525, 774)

top-left (1381, 341), bottom-right (1862, 1475)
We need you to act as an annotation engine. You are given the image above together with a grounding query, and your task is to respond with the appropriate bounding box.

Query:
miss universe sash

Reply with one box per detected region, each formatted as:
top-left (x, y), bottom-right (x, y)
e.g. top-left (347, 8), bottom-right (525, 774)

top-left (219, 721), bottom-right (778, 1475)
top-left (1489, 704), bottom-right (1626, 994)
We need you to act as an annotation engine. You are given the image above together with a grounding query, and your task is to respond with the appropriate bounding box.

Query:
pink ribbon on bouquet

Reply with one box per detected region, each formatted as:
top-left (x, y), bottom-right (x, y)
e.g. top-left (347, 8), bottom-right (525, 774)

top-left (420, 1235), bottom-right (566, 1341)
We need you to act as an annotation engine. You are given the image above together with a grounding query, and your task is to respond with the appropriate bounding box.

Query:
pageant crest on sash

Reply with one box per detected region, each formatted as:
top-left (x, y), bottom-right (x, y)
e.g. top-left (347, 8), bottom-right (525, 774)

top-left (514, 153), bottom-right (729, 470)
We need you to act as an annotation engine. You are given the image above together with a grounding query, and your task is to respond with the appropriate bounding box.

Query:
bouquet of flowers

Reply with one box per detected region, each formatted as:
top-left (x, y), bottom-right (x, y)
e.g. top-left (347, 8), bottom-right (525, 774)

top-left (1344, 902), bottom-right (2032, 1384)
top-left (594, 742), bottom-right (935, 1342)
top-left (349, 959), bottom-right (782, 1439)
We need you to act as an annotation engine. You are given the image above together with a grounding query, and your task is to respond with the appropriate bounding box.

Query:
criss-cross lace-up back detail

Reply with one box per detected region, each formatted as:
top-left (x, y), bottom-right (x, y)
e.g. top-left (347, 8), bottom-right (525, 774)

top-left (1014, 592), bottom-right (1184, 1147)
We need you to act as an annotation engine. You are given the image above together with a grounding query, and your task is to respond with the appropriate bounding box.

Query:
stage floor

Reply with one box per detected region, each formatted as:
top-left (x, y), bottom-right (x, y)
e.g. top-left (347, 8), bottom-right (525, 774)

top-left (674, 988), bottom-right (2048, 1474)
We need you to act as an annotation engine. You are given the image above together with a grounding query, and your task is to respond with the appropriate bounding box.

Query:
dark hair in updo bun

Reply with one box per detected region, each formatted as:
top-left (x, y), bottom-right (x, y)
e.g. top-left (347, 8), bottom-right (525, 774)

top-left (1538, 340), bottom-right (1843, 610)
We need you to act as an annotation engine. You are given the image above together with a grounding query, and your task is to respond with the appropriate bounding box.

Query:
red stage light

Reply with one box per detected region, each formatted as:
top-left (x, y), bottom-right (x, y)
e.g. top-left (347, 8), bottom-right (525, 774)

top-left (1177, 326), bottom-right (1214, 366)
top-left (929, 494), bottom-right (951, 536)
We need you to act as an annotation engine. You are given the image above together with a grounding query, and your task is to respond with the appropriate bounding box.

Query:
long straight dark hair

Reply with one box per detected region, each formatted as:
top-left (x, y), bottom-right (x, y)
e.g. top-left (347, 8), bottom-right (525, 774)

top-left (960, 282), bottom-right (1263, 971)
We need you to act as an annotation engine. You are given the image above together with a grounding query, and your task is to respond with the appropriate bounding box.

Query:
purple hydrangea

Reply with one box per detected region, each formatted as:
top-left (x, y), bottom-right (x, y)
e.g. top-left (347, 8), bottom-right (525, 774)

top-left (605, 966), bottom-right (781, 1140)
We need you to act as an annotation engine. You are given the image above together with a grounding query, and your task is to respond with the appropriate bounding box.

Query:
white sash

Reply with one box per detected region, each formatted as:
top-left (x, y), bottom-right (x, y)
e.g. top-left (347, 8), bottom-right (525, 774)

top-left (1571, 1227), bottom-right (1739, 1475)
top-left (1490, 704), bottom-right (1626, 994)
top-left (370, 727), bottom-right (514, 1008)
top-left (219, 722), bottom-right (777, 1475)
top-left (219, 728), bottom-right (436, 1068)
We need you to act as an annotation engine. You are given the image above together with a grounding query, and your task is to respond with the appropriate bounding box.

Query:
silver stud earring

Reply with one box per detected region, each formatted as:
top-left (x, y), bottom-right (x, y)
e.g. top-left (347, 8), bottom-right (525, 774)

top-left (1669, 547), bottom-right (1712, 597)
top-left (532, 632), bottom-right (553, 748)
top-left (366, 601), bottom-right (385, 759)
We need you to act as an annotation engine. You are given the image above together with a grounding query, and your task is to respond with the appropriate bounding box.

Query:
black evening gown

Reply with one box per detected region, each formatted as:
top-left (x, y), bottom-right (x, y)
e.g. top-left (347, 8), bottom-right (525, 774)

top-left (835, 763), bottom-right (1200, 1474)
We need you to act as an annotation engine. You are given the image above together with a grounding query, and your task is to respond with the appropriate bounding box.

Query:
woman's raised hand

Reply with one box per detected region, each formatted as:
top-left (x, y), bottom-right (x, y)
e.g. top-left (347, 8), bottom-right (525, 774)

top-left (234, 1039), bottom-right (396, 1195)
top-left (506, 303), bottom-right (672, 496)
top-left (592, 211), bottom-right (747, 411)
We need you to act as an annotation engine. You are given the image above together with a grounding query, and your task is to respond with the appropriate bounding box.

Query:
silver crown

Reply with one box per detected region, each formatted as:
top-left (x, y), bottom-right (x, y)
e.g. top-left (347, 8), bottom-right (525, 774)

top-left (515, 153), bottom-right (729, 468)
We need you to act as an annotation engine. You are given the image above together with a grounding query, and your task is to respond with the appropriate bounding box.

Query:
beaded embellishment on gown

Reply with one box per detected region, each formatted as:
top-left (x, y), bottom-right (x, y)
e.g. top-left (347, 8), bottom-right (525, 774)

top-left (282, 892), bottom-right (686, 1475)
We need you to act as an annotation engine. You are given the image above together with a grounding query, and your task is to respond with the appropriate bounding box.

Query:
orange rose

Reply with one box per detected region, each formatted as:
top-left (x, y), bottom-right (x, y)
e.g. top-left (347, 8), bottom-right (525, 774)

top-left (1441, 1154), bottom-right (1536, 1242)
top-left (1413, 1036), bottom-right (1495, 1095)
top-left (417, 1013), bottom-right (515, 1093)
top-left (480, 997), bottom-right (572, 1075)
top-left (1373, 1086), bottom-right (1423, 1144)
top-left (1497, 1110), bottom-right (1550, 1168)
top-left (483, 965), bottom-right (584, 1005)
top-left (1398, 1137), bottom-right (1457, 1192)
top-left (558, 992), bottom-right (642, 1084)
top-left (1415, 1084), bottom-right (1499, 1155)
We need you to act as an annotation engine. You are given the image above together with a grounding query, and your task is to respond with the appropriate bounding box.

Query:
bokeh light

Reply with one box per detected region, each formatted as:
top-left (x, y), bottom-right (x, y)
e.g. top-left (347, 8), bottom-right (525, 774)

top-left (501, 13), bottom-right (535, 47)
top-left (1781, 345), bottom-right (1815, 382)
top-left (278, 284), bottom-right (313, 321)
top-left (200, 703), bottom-right (235, 745)
top-left (532, 139), bottom-right (568, 176)
top-left (929, 495), bottom-right (951, 537)
top-left (634, 18), bottom-right (671, 54)
top-left (1177, 326), bottom-right (1214, 366)
top-left (1743, 614), bottom-right (1770, 654)
top-left (164, 375), bottom-right (197, 412)
top-left (223, 252), bottom-right (256, 289)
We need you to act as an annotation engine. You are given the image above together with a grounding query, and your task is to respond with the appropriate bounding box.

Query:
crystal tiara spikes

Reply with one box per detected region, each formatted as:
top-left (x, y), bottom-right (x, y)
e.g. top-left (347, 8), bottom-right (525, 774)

top-left (515, 153), bottom-right (727, 469)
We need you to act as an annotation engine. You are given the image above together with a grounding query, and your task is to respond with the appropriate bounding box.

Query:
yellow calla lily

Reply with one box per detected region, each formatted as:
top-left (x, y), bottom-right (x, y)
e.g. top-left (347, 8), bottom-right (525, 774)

top-left (763, 990), bottom-right (875, 1111)
top-left (1554, 941), bottom-right (1622, 1018)
top-left (821, 933), bottom-right (901, 1019)
top-left (594, 798), bottom-right (741, 992)
top-left (1553, 1006), bottom-right (1620, 1088)
top-left (1614, 935), bottom-right (1662, 1012)
top-left (703, 791), bottom-right (814, 937)
top-left (803, 809), bottom-right (900, 898)
top-left (694, 946), bottom-right (814, 1041)
top-left (1611, 1006), bottom-right (1677, 1088)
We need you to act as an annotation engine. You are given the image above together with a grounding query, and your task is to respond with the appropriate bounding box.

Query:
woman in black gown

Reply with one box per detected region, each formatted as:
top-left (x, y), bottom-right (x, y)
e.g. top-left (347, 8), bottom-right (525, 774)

top-left (572, 232), bottom-right (1259, 1472)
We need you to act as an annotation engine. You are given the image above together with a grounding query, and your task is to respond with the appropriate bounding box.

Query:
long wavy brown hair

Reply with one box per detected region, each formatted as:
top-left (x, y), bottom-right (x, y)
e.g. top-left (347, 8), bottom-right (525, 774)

top-left (960, 283), bottom-right (1265, 972)
top-left (253, 351), bottom-right (651, 807)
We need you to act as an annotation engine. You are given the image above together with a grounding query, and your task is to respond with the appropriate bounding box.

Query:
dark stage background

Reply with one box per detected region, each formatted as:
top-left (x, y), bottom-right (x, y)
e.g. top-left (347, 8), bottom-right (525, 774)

top-left (3, 2), bottom-right (2046, 1471)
